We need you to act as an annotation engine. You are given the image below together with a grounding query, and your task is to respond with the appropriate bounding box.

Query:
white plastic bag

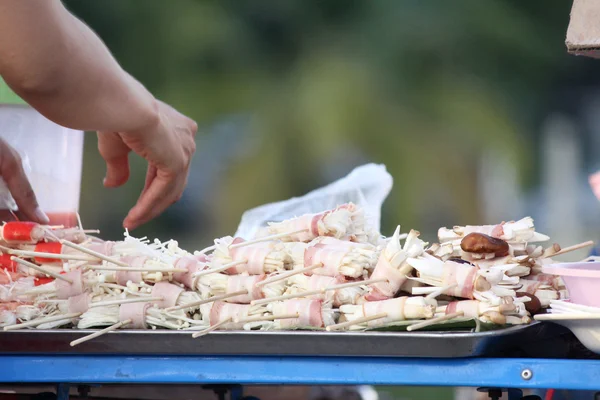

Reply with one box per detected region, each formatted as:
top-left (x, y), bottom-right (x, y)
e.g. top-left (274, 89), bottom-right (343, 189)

top-left (234, 163), bottom-right (393, 239)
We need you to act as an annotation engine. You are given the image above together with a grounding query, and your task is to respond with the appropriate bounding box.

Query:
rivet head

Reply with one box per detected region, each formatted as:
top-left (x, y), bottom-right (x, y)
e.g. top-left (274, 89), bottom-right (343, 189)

top-left (521, 369), bottom-right (533, 380)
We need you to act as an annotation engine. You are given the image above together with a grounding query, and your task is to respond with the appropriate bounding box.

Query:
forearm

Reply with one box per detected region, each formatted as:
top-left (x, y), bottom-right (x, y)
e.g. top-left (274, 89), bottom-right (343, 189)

top-left (0, 0), bottom-right (158, 132)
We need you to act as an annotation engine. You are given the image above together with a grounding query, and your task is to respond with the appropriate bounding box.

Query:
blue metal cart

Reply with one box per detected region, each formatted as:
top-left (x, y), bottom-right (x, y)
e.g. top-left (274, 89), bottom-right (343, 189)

top-left (1, 354), bottom-right (599, 400)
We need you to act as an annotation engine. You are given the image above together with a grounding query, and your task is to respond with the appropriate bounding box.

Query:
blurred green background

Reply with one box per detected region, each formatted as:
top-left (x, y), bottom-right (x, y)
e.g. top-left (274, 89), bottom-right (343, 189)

top-left (67, 1), bottom-right (599, 257)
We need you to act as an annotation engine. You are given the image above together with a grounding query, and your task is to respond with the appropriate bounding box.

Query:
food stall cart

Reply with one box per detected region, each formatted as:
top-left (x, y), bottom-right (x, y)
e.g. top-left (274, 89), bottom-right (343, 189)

top-left (0, 319), bottom-right (596, 400)
top-left (1, 2), bottom-right (600, 400)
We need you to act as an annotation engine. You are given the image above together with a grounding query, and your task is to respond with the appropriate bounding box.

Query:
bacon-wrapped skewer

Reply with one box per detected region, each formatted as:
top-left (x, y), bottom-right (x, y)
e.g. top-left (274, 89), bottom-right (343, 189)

top-left (438, 217), bottom-right (550, 245)
top-left (252, 298), bottom-right (335, 330)
top-left (309, 236), bottom-right (378, 257)
top-left (211, 237), bottom-right (291, 275)
top-left (83, 255), bottom-right (189, 284)
top-left (406, 254), bottom-right (505, 301)
top-left (261, 203), bottom-right (372, 243)
top-left (75, 301), bottom-right (205, 331)
top-left (0, 301), bottom-right (42, 327)
top-left (435, 298), bottom-right (530, 325)
top-left (366, 227), bottom-right (426, 301)
top-left (32, 280), bottom-right (198, 316)
top-left (284, 274), bottom-right (364, 306)
top-left (277, 240), bottom-right (371, 278)
top-left (435, 234), bottom-right (536, 264)
top-left (513, 279), bottom-right (561, 306)
top-left (524, 270), bottom-right (565, 291)
top-left (301, 244), bottom-right (372, 279)
top-left (335, 296), bottom-right (436, 331)
top-left (2, 295), bottom-right (83, 330)
top-left (206, 273), bottom-right (286, 304)
top-left (190, 301), bottom-right (268, 336)
top-left (14, 265), bottom-right (188, 310)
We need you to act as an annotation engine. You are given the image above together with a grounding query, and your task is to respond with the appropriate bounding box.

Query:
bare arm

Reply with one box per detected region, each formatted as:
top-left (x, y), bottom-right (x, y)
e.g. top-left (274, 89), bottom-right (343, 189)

top-left (0, 0), bottom-right (197, 230)
top-left (0, 0), bottom-right (158, 133)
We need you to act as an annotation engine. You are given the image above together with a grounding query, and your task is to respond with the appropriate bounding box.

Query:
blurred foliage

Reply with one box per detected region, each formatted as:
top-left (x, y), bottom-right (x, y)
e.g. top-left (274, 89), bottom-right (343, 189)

top-left (63, 0), bottom-right (592, 249)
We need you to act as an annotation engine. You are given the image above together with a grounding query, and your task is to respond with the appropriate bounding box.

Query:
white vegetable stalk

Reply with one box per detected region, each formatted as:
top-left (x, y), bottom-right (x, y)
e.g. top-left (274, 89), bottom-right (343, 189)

top-left (301, 245), bottom-right (373, 279)
top-left (199, 302), bottom-right (267, 331)
top-left (514, 279), bottom-right (559, 306)
top-left (194, 272), bottom-right (227, 299)
top-left (367, 226), bottom-right (426, 300)
top-left (212, 236), bottom-right (290, 274)
top-left (283, 242), bottom-right (309, 269)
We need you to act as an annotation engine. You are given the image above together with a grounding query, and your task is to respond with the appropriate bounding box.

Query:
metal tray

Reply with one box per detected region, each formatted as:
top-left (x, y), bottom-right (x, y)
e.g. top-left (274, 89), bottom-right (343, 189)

top-left (0, 321), bottom-right (571, 358)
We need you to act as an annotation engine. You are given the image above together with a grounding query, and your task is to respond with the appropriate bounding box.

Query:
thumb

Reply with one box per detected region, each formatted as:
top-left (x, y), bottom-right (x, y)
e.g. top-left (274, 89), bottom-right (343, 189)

top-left (0, 143), bottom-right (48, 224)
top-left (97, 132), bottom-right (131, 187)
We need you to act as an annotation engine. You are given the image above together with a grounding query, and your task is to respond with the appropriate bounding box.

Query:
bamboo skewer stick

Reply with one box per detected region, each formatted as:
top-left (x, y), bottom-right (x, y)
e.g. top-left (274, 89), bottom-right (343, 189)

top-left (165, 290), bottom-right (248, 312)
top-left (543, 243), bottom-right (561, 258)
top-left (411, 287), bottom-right (441, 295)
top-left (60, 240), bottom-right (129, 267)
top-left (76, 212), bottom-right (84, 231)
top-left (425, 284), bottom-right (458, 300)
top-left (329, 278), bottom-right (387, 291)
top-left (11, 257), bottom-right (72, 283)
top-left (70, 319), bottom-right (131, 347)
top-left (192, 261), bottom-right (246, 278)
top-left (3, 312), bottom-right (82, 331)
top-left (90, 297), bottom-right (163, 308)
top-left (542, 241), bottom-right (594, 258)
top-left (326, 313), bottom-right (388, 331)
top-left (250, 288), bottom-right (326, 306)
top-left (233, 313), bottom-right (299, 324)
top-left (86, 265), bottom-right (187, 273)
top-left (406, 311), bottom-right (464, 332)
top-left (192, 318), bottom-right (232, 338)
top-left (256, 264), bottom-right (323, 287)
top-left (228, 229), bottom-right (310, 250)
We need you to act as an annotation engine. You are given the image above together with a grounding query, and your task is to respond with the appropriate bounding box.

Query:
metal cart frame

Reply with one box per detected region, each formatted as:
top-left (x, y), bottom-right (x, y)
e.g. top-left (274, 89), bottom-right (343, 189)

top-left (1, 355), bottom-right (598, 400)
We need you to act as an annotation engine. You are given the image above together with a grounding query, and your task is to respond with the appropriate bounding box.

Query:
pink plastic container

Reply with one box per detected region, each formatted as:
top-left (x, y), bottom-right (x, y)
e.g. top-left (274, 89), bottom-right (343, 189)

top-left (542, 262), bottom-right (600, 307)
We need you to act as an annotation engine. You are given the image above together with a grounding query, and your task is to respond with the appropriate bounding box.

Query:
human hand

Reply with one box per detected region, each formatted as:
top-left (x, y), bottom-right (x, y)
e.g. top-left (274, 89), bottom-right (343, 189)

top-left (97, 100), bottom-right (197, 230)
top-left (0, 137), bottom-right (49, 224)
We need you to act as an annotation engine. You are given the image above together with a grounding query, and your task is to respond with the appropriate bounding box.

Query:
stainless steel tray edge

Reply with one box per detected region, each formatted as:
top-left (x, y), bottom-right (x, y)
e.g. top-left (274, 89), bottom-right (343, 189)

top-left (0, 322), bottom-right (554, 358)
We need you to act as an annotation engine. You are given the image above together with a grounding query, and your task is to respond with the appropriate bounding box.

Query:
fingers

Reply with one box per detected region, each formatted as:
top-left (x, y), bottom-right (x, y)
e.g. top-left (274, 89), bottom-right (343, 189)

top-left (0, 143), bottom-right (48, 224)
top-left (97, 132), bottom-right (131, 188)
top-left (142, 164), bottom-right (157, 195)
top-left (123, 168), bottom-right (184, 230)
